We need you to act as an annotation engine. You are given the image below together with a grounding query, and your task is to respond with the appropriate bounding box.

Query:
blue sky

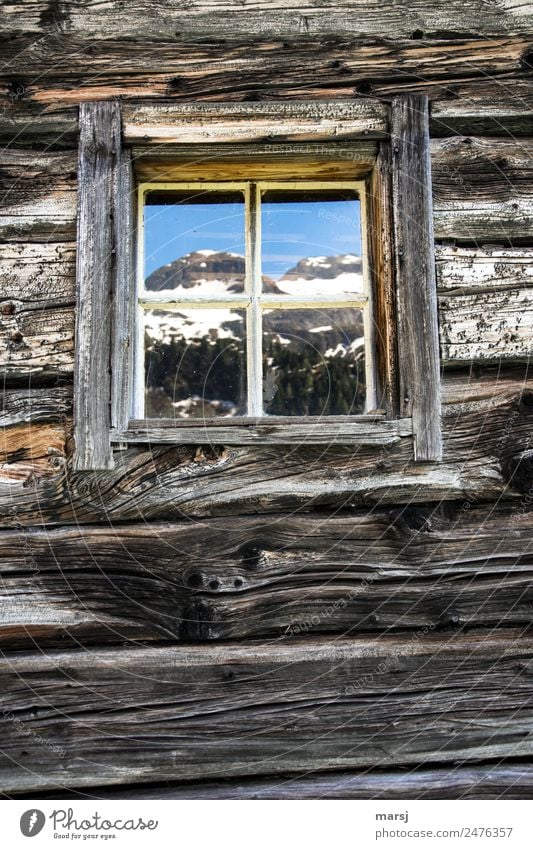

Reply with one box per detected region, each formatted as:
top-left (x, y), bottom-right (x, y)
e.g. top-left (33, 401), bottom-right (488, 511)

top-left (144, 196), bottom-right (361, 278)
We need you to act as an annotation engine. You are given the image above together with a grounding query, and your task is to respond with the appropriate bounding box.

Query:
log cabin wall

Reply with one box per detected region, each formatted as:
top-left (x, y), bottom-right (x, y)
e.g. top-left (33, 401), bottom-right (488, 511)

top-left (0, 1), bottom-right (532, 798)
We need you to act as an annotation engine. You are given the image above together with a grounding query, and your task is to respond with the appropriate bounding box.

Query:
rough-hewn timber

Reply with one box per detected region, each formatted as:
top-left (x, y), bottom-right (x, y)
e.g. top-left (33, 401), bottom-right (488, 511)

top-left (1, 630), bottom-right (533, 793)
top-left (1, 36), bottom-right (530, 119)
top-left (392, 95), bottom-right (442, 461)
top-left (14, 764), bottom-right (533, 800)
top-left (0, 502), bottom-right (532, 646)
top-left (1, 0), bottom-right (533, 800)
top-left (2, 1), bottom-right (531, 40)
top-left (4, 232), bottom-right (532, 385)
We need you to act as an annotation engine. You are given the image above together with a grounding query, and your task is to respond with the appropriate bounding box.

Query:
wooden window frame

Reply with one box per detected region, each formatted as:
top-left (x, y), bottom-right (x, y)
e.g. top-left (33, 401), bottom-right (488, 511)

top-left (73, 97), bottom-right (442, 470)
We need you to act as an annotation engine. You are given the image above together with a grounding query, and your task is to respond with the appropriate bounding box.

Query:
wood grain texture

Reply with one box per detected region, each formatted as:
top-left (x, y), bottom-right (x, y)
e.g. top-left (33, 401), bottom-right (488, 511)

top-left (111, 149), bottom-right (135, 433)
top-left (440, 289), bottom-right (533, 363)
top-left (0, 502), bottom-right (532, 646)
top-left (123, 100), bottom-right (389, 144)
top-left (0, 241), bottom-right (75, 304)
top-left (0, 35), bottom-right (527, 110)
top-left (73, 101), bottom-right (120, 471)
top-left (437, 246), bottom-right (533, 363)
top-left (0, 303), bottom-right (74, 382)
top-left (0, 387), bottom-right (72, 427)
top-left (432, 136), bottom-right (533, 240)
top-left (437, 246), bottom-right (533, 295)
top-left (1, 377), bottom-right (532, 525)
top-left (116, 418), bottom-right (412, 447)
top-left (2, 81), bottom-right (532, 150)
top-left (133, 141), bottom-right (378, 182)
top-left (392, 95), bottom-right (442, 462)
top-left (425, 78), bottom-right (533, 137)
top-left (0, 149), bottom-right (77, 241)
top-left (0, 629), bottom-right (533, 792)
top-left (18, 764), bottom-right (533, 800)
top-left (367, 141), bottom-right (399, 416)
top-left (2, 1), bottom-right (531, 39)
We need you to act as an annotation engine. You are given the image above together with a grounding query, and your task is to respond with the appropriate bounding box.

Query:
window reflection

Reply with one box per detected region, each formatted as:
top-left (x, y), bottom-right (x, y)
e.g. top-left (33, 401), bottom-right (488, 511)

top-left (262, 308), bottom-right (365, 416)
top-left (144, 190), bottom-right (246, 294)
top-left (144, 308), bottom-right (246, 418)
top-left (261, 190), bottom-right (362, 297)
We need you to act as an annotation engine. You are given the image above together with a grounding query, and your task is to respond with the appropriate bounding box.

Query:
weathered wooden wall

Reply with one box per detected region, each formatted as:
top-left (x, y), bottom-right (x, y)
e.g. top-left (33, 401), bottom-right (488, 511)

top-left (1, 0), bottom-right (533, 798)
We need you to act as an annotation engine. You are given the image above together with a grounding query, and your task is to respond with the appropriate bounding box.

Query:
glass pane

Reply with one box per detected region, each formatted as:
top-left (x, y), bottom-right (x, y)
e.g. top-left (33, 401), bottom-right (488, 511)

top-left (261, 189), bottom-right (362, 297)
top-left (143, 190), bottom-right (246, 294)
top-left (144, 308), bottom-right (246, 418)
top-left (263, 307), bottom-right (365, 416)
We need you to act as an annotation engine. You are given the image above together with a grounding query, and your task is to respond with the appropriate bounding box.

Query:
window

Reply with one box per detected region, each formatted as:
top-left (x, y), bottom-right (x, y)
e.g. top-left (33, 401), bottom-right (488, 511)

top-left (137, 181), bottom-right (374, 421)
top-left (73, 97), bottom-right (442, 470)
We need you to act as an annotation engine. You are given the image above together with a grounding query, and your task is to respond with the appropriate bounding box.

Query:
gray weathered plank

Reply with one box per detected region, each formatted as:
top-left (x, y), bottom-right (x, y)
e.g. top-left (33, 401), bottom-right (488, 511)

top-left (0, 387), bottom-right (72, 427)
top-left (440, 290), bottom-right (533, 364)
top-left (0, 241), bottom-right (75, 304)
top-left (73, 101), bottom-right (120, 471)
top-left (430, 78), bottom-right (533, 135)
top-left (1, 377), bottom-right (532, 525)
top-left (2, 82), bottom-right (531, 147)
top-left (0, 304), bottom-right (74, 382)
top-left (0, 502), bottom-right (532, 646)
top-left (111, 149), bottom-right (135, 433)
top-left (0, 629), bottom-right (532, 792)
top-left (116, 418), bottom-right (412, 447)
top-left (123, 100), bottom-right (389, 144)
top-left (20, 764), bottom-right (533, 800)
top-left (2, 2), bottom-right (531, 39)
top-left (437, 246), bottom-right (533, 295)
top-left (392, 94), bottom-right (442, 462)
top-left (432, 136), bottom-right (533, 240)
top-left (0, 34), bottom-right (527, 112)
top-left (438, 246), bottom-right (533, 363)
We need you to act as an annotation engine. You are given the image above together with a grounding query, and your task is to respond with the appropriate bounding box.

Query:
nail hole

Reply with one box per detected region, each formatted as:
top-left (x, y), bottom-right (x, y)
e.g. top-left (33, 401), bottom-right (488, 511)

top-left (187, 572), bottom-right (203, 589)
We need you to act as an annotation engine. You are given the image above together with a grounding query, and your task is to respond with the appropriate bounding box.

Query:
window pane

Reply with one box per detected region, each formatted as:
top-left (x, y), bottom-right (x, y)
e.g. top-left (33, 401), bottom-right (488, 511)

top-left (261, 189), bottom-right (362, 297)
top-left (263, 307), bottom-right (365, 416)
top-left (143, 190), bottom-right (246, 294)
top-left (144, 308), bottom-right (246, 418)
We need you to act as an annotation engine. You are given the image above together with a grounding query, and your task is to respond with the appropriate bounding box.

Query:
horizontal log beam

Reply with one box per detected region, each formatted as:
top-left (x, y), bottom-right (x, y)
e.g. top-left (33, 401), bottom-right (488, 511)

top-left (117, 418), bottom-right (412, 447)
top-left (16, 763), bottom-right (533, 800)
top-left (0, 35), bottom-right (529, 110)
top-left (0, 304), bottom-right (74, 381)
top-left (123, 100), bottom-right (389, 144)
top-left (0, 241), bottom-right (75, 305)
top-left (1, 629), bottom-right (533, 792)
top-left (1, 376), bottom-right (532, 524)
top-left (437, 246), bottom-right (533, 295)
top-left (2, 1), bottom-right (531, 39)
top-left (0, 502), bottom-right (533, 645)
top-left (0, 149), bottom-right (76, 241)
top-left (437, 246), bottom-right (533, 363)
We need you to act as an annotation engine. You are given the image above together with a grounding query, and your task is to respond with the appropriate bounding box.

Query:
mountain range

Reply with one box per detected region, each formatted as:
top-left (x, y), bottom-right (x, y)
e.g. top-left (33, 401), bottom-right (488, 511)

top-left (145, 249), bottom-right (363, 298)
